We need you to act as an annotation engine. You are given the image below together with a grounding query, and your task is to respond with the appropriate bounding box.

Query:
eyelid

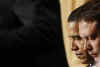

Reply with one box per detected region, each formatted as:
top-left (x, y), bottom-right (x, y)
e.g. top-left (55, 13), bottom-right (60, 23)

top-left (69, 35), bottom-right (81, 40)
top-left (90, 33), bottom-right (97, 40)
top-left (68, 35), bottom-right (76, 38)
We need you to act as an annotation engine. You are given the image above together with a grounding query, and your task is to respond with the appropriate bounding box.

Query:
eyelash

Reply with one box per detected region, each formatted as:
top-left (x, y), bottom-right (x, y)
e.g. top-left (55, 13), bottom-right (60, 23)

top-left (90, 34), bottom-right (97, 40)
top-left (72, 35), bottom-right (97, 41)
top-left (72, 36), bottom-right (81, 40)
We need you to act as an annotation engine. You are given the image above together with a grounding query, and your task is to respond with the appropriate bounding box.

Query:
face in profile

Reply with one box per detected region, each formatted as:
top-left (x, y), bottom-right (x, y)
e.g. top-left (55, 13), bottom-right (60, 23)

top-left (68, 22), bottom-right (94, 64)
top-left (78, 20), bottom-right (100, 63)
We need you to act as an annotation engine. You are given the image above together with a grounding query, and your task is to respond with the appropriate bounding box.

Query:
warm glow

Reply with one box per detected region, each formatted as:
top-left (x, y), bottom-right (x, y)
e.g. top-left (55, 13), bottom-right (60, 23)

top-left (59, 0), bottom-right (89, 67)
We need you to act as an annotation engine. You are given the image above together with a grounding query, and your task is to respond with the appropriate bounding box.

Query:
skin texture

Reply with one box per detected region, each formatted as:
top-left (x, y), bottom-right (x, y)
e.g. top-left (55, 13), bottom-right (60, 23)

top-left (78, 20), bottom-right (100, 67)
top-left (68, 21), bottom-right (94, 64)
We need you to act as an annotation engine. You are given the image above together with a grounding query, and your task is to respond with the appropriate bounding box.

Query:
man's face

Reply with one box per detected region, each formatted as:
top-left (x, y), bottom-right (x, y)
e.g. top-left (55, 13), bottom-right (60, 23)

top-left (78, 20), bottom-right (100, 63)
top-left (68, 21), bottom-right (94, 64)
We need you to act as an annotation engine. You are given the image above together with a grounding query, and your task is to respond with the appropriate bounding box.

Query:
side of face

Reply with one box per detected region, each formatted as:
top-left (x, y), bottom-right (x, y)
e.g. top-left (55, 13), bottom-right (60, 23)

top-left (78, 20), bottom-right (100, 63)
top-left (68, 22), bottom-right (93, 64)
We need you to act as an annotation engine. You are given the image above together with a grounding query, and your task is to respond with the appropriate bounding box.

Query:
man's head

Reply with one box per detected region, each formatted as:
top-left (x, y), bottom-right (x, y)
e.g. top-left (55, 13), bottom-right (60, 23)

top-left (67, 0), bottom-right (100, 64)
top-left (78, 20), bottom-right (100, 63)
top-left (68, 21), bottom-right (94, 64)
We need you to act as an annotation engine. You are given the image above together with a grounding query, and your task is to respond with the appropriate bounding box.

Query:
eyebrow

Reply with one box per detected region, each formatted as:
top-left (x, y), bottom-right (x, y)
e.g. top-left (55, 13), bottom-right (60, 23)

top-left (89, 33), bottom-right (97, 38)
top-left (69, 35), bottom-right (81, 38)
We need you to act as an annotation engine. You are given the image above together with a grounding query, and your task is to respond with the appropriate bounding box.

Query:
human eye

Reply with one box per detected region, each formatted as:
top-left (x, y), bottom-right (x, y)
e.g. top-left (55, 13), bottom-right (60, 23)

top-left (70, 35), bottom-right (81, 40)
top-left (75, 36), bottom-right (82, 40)
top-left (90, 33), bottom-right (97, 40)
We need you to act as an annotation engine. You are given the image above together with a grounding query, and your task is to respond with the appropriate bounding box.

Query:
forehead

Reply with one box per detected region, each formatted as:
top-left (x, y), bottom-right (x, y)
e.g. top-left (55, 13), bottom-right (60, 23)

top-left (68, 21), bottom-right (98, 37)
top-left (68, 22), bottom-right (79, 35)
top-left (79, 20), bottom-right (97, 37)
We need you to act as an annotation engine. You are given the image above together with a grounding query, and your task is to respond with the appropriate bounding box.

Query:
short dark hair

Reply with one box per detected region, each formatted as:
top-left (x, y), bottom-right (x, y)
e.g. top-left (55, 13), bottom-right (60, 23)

top-left (68, 0), bottom-right (100, 24)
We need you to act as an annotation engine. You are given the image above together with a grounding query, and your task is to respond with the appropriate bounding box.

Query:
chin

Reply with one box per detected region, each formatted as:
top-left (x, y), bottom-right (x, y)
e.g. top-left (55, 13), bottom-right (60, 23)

top-left (76, 57), bottom-right (88, 64)
top-left (94, 58), bottom-right (98, 63)
top-left (80, 59), bottom-right (89, 64)
top-left (79, 57), bottom-right (94, 64)
top-left (77, 56), bottom-right (90, 64)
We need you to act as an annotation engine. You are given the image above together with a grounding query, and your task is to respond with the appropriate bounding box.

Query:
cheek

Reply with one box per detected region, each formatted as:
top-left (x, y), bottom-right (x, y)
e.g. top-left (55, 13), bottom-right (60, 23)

top-left (72, 40), bottom-right (78, 47)
top-left (74, 40), bottom-right (83, 48)
top-left (90, 39), bottom-right (100, 52)
top-left (71, 41), bottom-right (78, 51)
top-left (72, 40), bottom-right (81, 50)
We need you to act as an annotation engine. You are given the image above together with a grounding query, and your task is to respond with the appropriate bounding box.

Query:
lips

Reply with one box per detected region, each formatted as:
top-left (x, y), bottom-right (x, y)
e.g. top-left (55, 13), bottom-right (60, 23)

top-left (75, 53), bottom-right (85, 59)
top-left (90, 53), bottom-right (97, 58)
top-left (76, 53), bottom-right (83, 56)
top-left (91, 54), bottom-right (97, 58)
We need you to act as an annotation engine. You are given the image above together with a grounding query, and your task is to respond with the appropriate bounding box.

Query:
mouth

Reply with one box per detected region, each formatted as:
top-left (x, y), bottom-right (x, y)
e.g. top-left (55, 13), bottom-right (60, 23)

top-left (76, 53), bottom-right (83, 56)
top-left (75, 53), bottom-right (86, 59)
top-left (91, 54), bottom-right (97, 58)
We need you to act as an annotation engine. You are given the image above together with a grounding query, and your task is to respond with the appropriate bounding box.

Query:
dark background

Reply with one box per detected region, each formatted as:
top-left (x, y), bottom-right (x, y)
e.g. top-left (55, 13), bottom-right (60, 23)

top-left (0, 0), bottom-right (68, 67)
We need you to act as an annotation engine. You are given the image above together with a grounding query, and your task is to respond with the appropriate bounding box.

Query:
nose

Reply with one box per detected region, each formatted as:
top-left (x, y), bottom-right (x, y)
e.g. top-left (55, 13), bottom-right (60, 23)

top-left (71, 43), bottom-right (79, 51)
top-left (80, 39), bottom-right (87, 51)
top-left (83, 39), bottom-right (93, 52)
top-left (83, 39), bottom-right (93, 53)
top-left (87, 44), bottom-right (93, 52)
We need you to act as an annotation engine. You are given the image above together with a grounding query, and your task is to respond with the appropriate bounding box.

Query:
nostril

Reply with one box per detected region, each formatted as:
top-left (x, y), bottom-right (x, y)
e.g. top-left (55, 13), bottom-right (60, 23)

top-left (71, 45), bottom-right (79, 51)
top-left (87, 45), bottom-right (93, 51)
